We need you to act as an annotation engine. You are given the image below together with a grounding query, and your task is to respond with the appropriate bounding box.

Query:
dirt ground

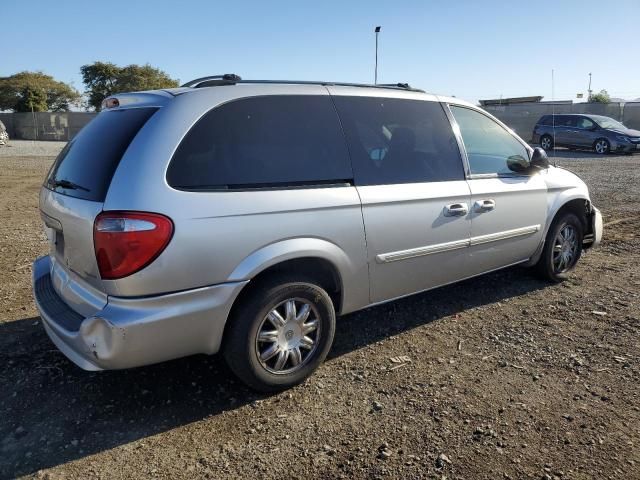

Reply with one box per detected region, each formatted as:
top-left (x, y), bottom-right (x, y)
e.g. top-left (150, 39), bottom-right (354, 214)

top-left (0, 150), bottom-right (638, 480)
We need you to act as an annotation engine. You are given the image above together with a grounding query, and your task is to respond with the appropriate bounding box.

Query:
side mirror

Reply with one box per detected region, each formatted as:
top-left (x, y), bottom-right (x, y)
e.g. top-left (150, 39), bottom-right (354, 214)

top-left (530, 147), bottom-right (550, 169)
top-left (506, 154), bottom-right (530, 173)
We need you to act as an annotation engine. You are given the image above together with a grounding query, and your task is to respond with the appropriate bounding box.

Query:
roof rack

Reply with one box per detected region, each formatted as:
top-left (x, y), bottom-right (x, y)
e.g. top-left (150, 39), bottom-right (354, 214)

top-left (180, 74), bottom-right (424, 93)
top-left (181, 74), bottom-right (242, 88)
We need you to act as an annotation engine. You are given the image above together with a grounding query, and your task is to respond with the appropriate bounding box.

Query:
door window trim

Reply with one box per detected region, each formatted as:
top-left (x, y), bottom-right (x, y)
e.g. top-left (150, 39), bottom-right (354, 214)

top-left (444, 103), bottom-right (533, 180)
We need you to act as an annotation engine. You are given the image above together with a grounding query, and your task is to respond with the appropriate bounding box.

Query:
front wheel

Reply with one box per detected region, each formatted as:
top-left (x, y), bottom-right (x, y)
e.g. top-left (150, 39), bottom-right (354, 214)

top-left (535, 212), bottom-right (584, 282)
top-left (594, 138), bottom-right (610, 154)
top-left (223, 276), bottom-right (336, 392)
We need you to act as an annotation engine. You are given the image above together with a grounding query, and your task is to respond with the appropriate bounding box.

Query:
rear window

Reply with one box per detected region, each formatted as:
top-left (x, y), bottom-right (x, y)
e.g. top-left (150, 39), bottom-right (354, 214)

top-left (167, 95), bottom-right (352, 190)
top-left (46, 108), bottom-right (158, 201)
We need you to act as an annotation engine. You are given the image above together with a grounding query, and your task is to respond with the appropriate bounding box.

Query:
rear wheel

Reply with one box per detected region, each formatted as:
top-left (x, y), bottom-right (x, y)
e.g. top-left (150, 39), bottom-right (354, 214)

top-left (540, 135), bottom-right (553, 151)
top-left (594, 138), bottom-right (610, 154)
top-left (535, 212), bottom-right (583, 282)
top-left (223, 275), bottom-right (336, 392)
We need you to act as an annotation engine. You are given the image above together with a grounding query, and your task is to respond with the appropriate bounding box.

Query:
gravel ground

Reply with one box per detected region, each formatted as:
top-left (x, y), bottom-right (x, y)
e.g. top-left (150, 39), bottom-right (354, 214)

top-left (0, 141), bottom-right (66, 157)
top-left (0, 150), bottom-right (638, 480)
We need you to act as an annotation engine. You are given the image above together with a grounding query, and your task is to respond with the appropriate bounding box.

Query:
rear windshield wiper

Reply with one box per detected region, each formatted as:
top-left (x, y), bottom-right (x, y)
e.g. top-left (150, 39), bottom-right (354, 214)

top-left (50, 178), bottom-right (91, 192)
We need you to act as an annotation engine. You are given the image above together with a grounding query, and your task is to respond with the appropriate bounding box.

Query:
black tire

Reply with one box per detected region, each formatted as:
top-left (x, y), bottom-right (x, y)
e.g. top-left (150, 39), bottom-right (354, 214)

top-left (593, 138), bottom-right (610, 155)
top-left (535, 212), bottom-right (583, 282)
top-left (223, 275), bottom-right (336, 392)
top-left (540, 134), bottom-right (554, 151)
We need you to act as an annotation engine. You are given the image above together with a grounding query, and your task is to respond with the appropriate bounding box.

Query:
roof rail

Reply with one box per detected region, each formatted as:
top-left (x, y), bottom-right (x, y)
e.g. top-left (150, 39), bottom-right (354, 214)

top-left (179, 75), bottom-right (424, 93)
top-left (181, 74), bottom-right (242, 88)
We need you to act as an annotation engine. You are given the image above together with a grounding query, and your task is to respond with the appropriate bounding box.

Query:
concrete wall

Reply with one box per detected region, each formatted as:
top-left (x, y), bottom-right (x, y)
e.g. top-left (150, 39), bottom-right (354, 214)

top-left (0, 112), bottom-right (97, 141)
top-left (481, 102), bottom-right (640, 141)
top-left (622, 103), bottom-right (640, 130)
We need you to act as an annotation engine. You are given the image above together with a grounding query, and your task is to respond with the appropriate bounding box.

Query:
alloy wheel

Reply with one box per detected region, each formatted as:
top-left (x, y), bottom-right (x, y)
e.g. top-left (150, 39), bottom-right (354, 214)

top-left (541, 137), bottom-right (552, 150)
top-left (552, 224), bottom-right (579, 273)
top-left (595, 139), bottom-right (609, 154)
top-left (255, 298), bottom-right (321, 374)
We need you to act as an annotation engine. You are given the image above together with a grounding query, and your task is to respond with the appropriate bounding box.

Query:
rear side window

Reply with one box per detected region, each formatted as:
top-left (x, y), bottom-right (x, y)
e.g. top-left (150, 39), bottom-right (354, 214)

top-left (167, 95), bottom-right (352, 189)
top-left (332, 96), bottom-right (464, 186)
top-left (557, 115), bottom-right (577, 127)
top-left (46, 108), bottom-right (157, 201)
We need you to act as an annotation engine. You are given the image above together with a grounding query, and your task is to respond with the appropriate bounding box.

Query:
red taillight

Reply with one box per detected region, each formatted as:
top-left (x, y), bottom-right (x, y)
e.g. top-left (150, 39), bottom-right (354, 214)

top-left (93, 211), bottom-right (173, 280)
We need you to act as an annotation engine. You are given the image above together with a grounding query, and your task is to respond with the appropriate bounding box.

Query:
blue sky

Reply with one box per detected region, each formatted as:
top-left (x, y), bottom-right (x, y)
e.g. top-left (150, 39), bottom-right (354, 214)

top-left (4, 0), bottom-right (640, 104)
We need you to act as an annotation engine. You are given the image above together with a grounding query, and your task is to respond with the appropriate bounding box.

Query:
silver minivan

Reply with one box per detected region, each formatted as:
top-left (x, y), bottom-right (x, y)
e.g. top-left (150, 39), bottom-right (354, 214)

top-left (33, 76), bottom-right (603, 391)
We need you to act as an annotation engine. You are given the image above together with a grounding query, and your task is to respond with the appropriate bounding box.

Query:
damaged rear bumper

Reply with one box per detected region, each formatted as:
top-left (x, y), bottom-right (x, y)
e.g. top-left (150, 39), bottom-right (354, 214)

top-left (32, 255), bottom-right (247, 370)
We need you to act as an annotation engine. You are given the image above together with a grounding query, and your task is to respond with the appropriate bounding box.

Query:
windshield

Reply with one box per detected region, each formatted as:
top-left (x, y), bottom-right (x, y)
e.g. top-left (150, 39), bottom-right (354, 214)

top-left (592, 116), bottom-right (627, 130)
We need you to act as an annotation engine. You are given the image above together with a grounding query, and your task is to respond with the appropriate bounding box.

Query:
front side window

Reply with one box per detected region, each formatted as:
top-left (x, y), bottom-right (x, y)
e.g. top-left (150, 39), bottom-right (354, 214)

top-left (577, 117), bottom-right (595, 129)
top-left (332, 96), bottom-right (464, 185)
top-left (167, 95), bottom-right (352, 189)
top-left (449, 106), bottom-right (529, 175)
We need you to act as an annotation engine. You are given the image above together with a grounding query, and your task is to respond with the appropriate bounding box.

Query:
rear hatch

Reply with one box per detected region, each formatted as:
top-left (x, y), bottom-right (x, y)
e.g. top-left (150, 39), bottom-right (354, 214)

top-left (40, 107), bottom-right (158, 315)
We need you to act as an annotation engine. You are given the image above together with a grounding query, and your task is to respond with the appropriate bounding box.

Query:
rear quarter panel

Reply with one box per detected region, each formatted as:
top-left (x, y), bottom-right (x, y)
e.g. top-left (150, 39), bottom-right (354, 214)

top-left (103, 85), bottom-right (370, 314)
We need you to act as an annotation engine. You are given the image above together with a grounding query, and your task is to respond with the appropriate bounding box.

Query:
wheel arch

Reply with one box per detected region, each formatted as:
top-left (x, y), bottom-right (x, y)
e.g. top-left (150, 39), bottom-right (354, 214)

top-left (524, 195), bottom-right (594, 266)
top-left (221, 253), bottom-right (346, 355)
top-left (226, 237), bottom-right (363, 314)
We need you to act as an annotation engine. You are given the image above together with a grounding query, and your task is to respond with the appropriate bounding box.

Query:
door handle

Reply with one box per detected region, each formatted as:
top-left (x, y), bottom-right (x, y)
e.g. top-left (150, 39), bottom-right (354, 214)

top-left (474, 199), bottom-right (496, 212)
top-left (444, 203), bottom-right (469, 217)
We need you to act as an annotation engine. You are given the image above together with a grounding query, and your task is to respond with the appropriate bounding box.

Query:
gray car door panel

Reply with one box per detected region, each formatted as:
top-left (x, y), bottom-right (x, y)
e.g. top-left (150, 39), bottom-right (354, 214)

top-left (449, 105), bottom-right (548, 273)
top-left (358, 181), bottom-right (471, 303)
top-left (466, 176), bottom-right (547, 275)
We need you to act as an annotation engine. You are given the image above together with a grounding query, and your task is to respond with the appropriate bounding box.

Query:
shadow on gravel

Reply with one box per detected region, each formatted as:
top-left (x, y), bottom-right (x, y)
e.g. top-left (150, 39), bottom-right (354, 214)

top-left (0, 267), bottom-right (548, 477)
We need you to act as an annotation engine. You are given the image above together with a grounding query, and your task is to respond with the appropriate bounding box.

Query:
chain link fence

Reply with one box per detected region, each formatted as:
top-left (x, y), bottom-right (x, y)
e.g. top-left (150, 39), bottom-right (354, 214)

top-left (0, 112), bottom-right (97, 141)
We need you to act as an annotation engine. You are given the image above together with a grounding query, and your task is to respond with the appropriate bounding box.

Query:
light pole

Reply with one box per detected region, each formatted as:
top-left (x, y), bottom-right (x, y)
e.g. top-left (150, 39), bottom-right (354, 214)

top-left (374, 26), bottom-right (381, 84)
top-left (588, 72), bottom-right (592, 102)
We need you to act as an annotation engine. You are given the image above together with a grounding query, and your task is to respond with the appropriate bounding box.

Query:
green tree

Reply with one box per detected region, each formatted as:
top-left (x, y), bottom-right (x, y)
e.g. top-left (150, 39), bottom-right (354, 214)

top-left (79, 62), bottom-right (120, 112)
top-left (590, 89), bottom-right (610, 104)
top-left (81, 62), bottom-right (179, 111)
top-left (15, 86), bottom-right (48, 112)
top-left (0, 71), bottom-right (81, 112)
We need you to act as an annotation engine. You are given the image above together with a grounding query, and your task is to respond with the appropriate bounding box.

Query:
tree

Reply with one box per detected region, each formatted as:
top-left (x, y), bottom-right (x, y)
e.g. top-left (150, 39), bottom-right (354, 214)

top-left (0, 71), bottom-right (81, 112)
top-left (81, 62), bottom-right (179, 111)
top-left (15, 86), bottom-right (47, 112)
top-left (590, 89), bottom-right (610, 104)
top-left (79, 62), bottom-right (120, 112)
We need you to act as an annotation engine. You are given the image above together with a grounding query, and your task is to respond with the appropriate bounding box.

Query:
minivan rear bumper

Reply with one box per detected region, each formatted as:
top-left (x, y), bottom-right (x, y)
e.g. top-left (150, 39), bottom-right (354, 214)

top-left (33, 255), bottom-right (247, 370)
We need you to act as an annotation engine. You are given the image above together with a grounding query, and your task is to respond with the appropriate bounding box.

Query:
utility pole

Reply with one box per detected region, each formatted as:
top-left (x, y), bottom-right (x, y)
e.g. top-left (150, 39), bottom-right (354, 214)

top-left (588, 72), bottom-right (592, 102)
top-left (374, 26), bottom-right (381, 84)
